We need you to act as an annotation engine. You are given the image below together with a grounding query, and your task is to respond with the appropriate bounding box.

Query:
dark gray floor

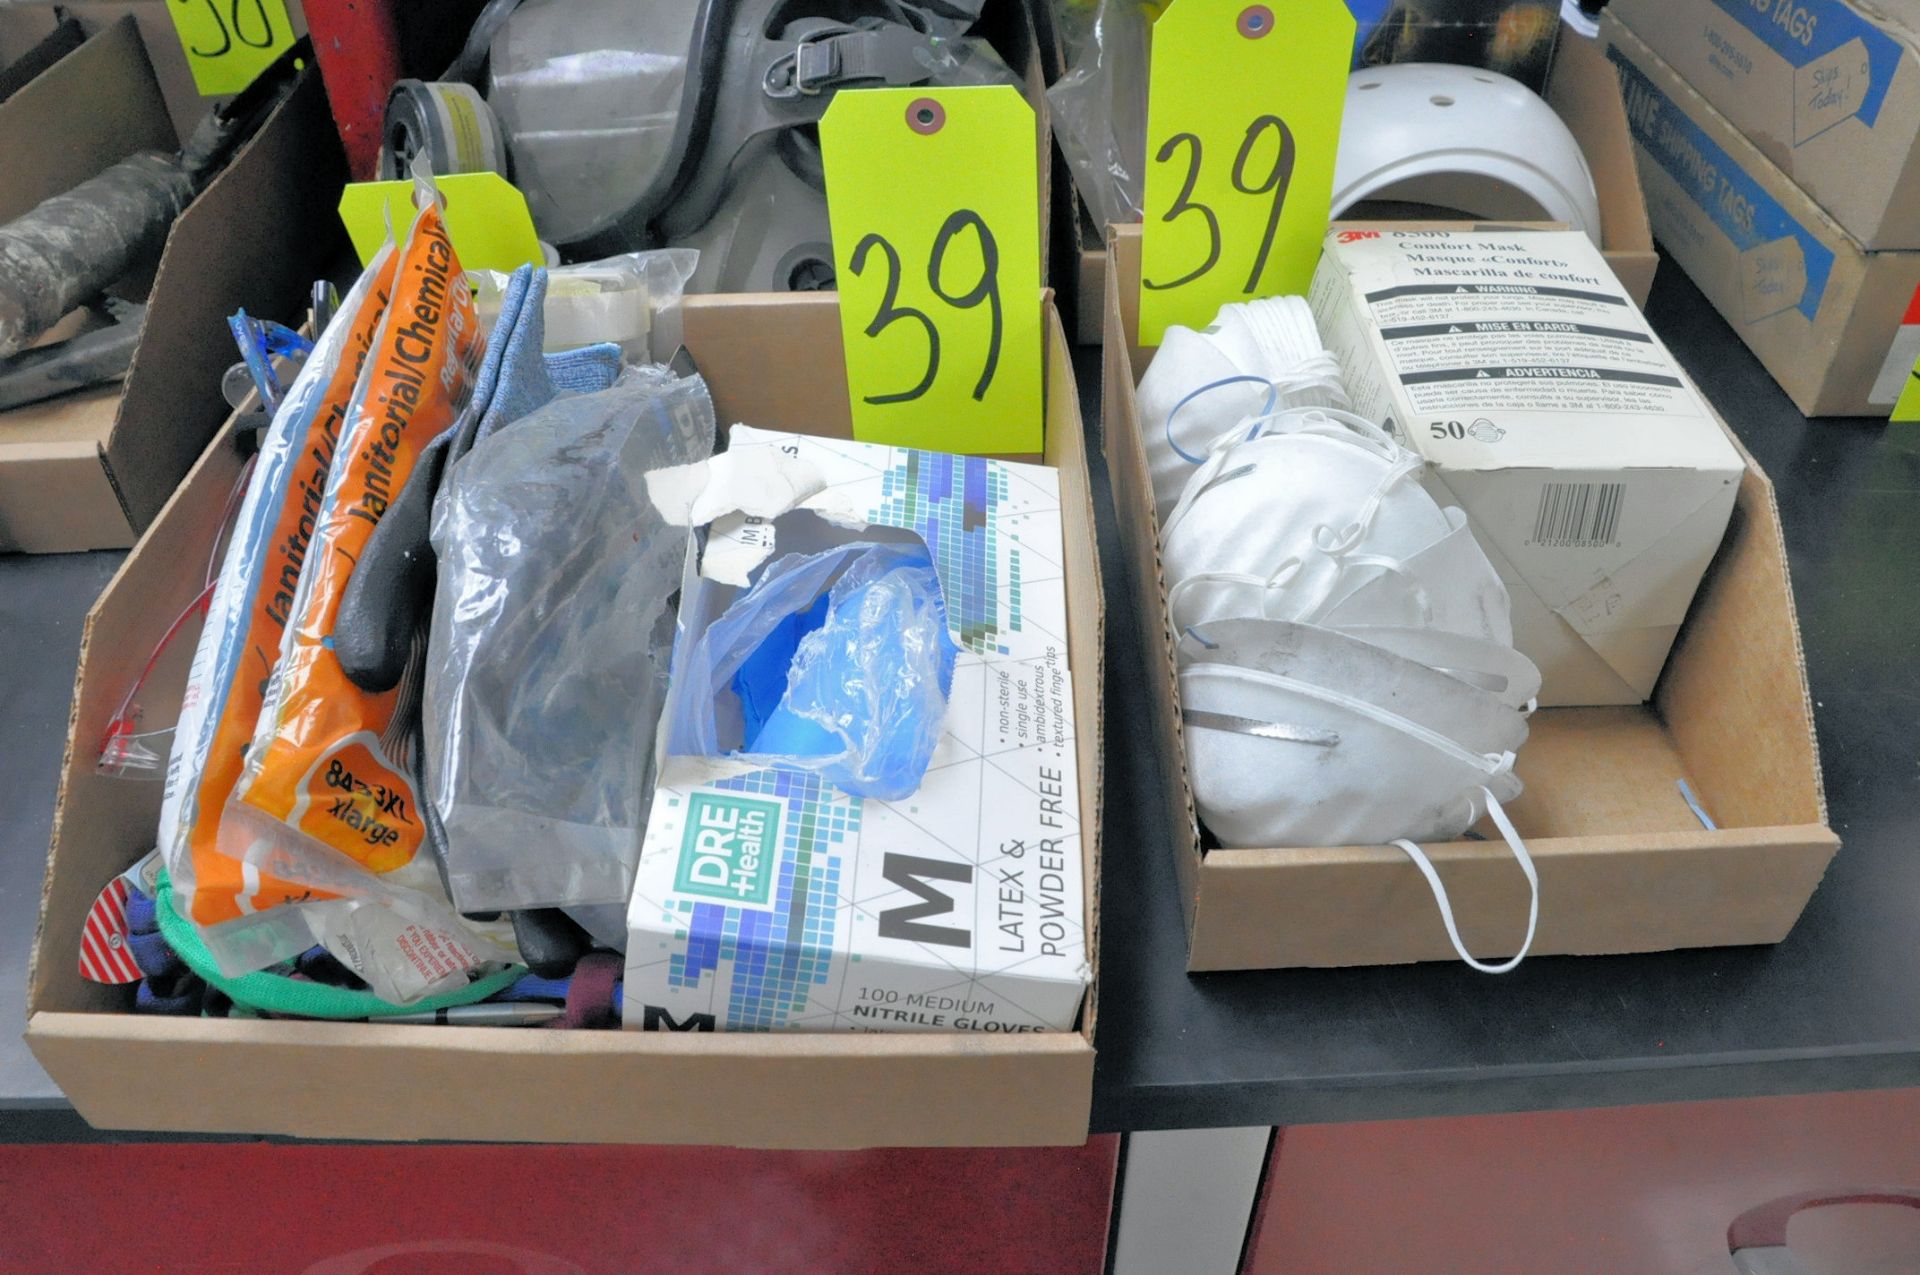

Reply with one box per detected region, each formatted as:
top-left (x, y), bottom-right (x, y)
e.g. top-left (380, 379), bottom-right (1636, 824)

top-left (0, 550), bottom-right (120, 1105)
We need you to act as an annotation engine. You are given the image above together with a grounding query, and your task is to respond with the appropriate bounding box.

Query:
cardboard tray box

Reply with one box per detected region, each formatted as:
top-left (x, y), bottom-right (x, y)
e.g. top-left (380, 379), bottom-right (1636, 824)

top-left (1608, 0), bottom-right (1920, 250)
top-left (1069, 31), bottom-right (1658, 342)
top-left (1604, 17), bottom-right (1920, 418)
top-left (26, 298), bottom-right (1105, 1146)
top-left (0, 18), bottom-right (345, 554)
top-left (1102, 224), bottom-right (1837, 970)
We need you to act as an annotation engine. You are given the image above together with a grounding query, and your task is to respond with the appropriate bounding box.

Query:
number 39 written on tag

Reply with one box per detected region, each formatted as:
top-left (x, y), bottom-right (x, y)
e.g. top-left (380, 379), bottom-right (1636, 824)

top-left (1139, 0), bottom-right (1354, 344)
top-left (1147, 115), bottom-right (1298, 293)
top-left (821, 86), bottom-right (1043, 455)
top-left (851, 211), bottom-right (1002, 405)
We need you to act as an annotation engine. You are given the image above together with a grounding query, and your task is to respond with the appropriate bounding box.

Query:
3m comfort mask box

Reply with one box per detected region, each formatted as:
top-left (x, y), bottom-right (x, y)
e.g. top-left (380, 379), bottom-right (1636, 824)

top-left (1310, 228), bottom-right (1746, 705)
top-left (624, 426), bottom-right (1089, 1033)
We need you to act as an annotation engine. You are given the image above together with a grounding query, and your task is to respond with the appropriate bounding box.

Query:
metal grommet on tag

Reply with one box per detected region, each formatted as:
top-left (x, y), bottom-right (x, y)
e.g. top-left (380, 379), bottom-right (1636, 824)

top-left (906, 97), bottom-right (945, 135)
top-left (1238, 5), bottom-right (1274, 38)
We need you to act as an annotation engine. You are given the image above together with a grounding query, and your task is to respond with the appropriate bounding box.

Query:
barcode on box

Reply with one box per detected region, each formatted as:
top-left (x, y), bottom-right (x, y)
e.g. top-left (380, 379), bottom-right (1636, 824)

top-left (1532, 482), bottom-right (1623, 548)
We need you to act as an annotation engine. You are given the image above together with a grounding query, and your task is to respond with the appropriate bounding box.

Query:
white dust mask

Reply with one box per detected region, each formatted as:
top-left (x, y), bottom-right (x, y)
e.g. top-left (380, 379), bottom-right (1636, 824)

top-left (1160, 411), bottom-right (1445, 634)
top-left (1179, 659), bottom-right (1538, 974)
top-left (1135, 296), bottom-right (1352, 523)
top-left (1331, 624), bottom-right (1542, 710)
top-left (1179, 619), bottom-right (1529, 757)
top-left (1178, 661), bottom-right (1521, 847)
top-left (1315, 506), bottom-right (1516, 646)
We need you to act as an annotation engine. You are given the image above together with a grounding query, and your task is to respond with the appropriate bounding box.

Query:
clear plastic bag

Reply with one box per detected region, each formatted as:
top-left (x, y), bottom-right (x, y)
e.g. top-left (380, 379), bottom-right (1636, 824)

top-left (468, 249), bottom-right (696, 362)
top-left (423, 364), bottom-right (717, 913)
top-left (666, 540), bottom-right (960, 801)
top-left (1046, 0), bottom-right (1153, 231)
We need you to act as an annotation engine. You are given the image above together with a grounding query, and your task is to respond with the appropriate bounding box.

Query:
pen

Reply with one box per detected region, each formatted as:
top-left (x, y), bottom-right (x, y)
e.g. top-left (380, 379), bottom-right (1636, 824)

top-left (381, 1003), bottom-right (563, 1026)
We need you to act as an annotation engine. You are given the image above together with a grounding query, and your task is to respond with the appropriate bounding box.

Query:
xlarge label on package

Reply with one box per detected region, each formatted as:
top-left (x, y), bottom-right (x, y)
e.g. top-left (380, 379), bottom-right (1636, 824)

top-left (1310, 228), bottom-right (1745, 705)
top-left (625, 427), bottom-right (1088, 1034)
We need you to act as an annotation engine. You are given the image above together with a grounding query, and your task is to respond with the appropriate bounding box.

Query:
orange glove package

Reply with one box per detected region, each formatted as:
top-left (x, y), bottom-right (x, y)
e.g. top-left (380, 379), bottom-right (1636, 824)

top-left (214, 191), bottom-right (511, 1002)
top-left (159, 240), bottom-right (400, 952)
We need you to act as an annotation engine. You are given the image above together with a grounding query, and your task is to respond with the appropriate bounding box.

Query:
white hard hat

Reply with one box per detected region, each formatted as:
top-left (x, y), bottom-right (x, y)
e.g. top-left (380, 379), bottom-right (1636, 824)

top-left (1332, 63), bottom-right (1603, 244)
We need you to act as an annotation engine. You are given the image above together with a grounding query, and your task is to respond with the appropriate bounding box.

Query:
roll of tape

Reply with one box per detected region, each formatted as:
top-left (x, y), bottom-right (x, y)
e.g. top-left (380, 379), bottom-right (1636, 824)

top-left (379, 80), bottom-right (507, 180)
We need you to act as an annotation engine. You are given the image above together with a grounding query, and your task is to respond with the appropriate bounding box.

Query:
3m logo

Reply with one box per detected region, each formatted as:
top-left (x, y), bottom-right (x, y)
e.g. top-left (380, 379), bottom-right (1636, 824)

top-left (676, 793), bottom-right (781, 905)
top-left (1336, 229), bottom-right (1380, 243)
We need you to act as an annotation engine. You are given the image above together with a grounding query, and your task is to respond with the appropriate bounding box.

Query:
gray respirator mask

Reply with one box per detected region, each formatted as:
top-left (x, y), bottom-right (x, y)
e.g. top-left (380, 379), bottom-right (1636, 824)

top-left (380, 0), bottom-right (1019, 293)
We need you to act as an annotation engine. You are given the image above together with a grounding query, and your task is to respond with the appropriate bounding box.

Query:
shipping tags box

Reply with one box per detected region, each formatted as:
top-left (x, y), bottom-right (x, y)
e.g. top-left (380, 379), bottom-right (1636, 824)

top-left (626, 428), bottom-right (1088, 1034)
top-left (1103, 225), bottom-right (1835, 970)
top-left (1608, 0), bottom-right (1920, 250)
top-left (28, 294), bottom-right (1106, 1146)
top-left (1605, 17), bottom-right (1920, 417)
top-left (1068, 31), bottom-right (1659, 341)
top-left (0, 17), bottom-right (345, 552)
top-left (1309, 227), bottom-right (1745, 706)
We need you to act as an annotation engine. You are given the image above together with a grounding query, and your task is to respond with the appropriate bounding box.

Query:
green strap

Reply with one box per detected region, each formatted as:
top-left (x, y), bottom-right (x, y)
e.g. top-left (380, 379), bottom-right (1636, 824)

top-left (155, 866), bottom-right (521, 1019)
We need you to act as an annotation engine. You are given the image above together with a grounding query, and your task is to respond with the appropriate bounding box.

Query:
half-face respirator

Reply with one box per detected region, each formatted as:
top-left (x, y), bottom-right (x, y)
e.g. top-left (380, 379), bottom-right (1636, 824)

top-left (382, 0), bottom-right (1021, 293)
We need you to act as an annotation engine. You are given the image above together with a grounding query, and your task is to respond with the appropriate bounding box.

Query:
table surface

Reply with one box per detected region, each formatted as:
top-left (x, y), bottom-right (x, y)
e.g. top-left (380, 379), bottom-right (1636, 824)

top-left (1, 265), bottom-right (1915, 1138)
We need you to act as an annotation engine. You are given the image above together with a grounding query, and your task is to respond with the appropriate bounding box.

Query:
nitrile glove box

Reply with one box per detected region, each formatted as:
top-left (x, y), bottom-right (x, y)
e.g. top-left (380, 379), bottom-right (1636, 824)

top-left (1308, 227), bottom-right (1745, 706)
top-left (624, 426), bottom-right (1089, 1034)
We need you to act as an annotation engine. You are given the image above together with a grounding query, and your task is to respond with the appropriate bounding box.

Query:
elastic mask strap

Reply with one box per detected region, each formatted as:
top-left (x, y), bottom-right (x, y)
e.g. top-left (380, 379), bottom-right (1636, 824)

top-left (1165, 375), bottom-right (1279, 465)
top-left (1391, 786), bottom-right (1539, 975)
top-left (1166, 565), bottom-right (1298, 632)
top-left (1306, 551), bottom-right (1433, 627)
top-left (1310, 448), bottom-right (1424, 557)
top-left (1160, 446), bottom-right (1241, 543)
top-left (1244, 405), bottom-right (1401, 459)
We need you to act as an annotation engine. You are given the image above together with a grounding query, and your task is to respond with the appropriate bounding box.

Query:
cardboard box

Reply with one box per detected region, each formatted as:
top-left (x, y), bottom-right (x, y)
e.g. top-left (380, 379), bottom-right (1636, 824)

top-left (1069, 31), bottom-right (1658, 342)
top-left (1604, 18), bottom-right (1920, 417)
top-left (0, 18), bottom-right (345, 553)
top-left (1608, 0), bottom-right (1920, 250)
top-left (1103, 224), bottom-right (1837, 970)
top-left (626, 429), bottom-right (1088, 1034)
top-left (1308, 227), bottom-right (1745, 706)
top-left (26, 296), bottom-right (1105, 1146)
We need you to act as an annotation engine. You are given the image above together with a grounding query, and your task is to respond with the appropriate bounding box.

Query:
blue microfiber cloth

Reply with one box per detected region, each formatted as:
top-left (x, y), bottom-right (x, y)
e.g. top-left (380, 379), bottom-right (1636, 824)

top-left (334, 267), bottom-right (627, 695)
top-left (464, 267), bottom-right (623, 452)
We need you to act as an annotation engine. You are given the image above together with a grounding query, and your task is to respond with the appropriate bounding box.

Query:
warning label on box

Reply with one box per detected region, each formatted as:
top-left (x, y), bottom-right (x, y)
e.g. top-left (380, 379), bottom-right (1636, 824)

top-left (1360, 277), bottom-right (1695, 417)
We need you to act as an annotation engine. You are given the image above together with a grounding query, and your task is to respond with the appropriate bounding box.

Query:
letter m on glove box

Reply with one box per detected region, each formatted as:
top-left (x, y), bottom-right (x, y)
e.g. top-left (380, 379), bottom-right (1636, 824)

top-left (878, 853), bottom-right (974, 949)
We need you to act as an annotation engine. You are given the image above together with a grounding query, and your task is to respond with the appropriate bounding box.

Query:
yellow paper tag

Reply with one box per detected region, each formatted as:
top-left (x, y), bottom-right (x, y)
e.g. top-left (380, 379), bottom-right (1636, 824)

top-left (820, 86), bottom-right (1044, 454)
top-left (168, 0), bottom-right (295, 97)
top-left (1139, 0), bottom-right (1355, 344)
top-left (337, 174), bottom-right (543, 274)
top-left (1894, 365), bottom-right (1920, 420)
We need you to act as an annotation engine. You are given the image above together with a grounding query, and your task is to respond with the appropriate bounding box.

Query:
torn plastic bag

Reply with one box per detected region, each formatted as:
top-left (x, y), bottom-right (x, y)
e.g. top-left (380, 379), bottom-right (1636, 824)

top-left (667, 541), bottom-right (960, 801)
top-left (423, 364), bottom-right (717, 913)
top-left (1046, 0), bottom-right (1152, 230)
